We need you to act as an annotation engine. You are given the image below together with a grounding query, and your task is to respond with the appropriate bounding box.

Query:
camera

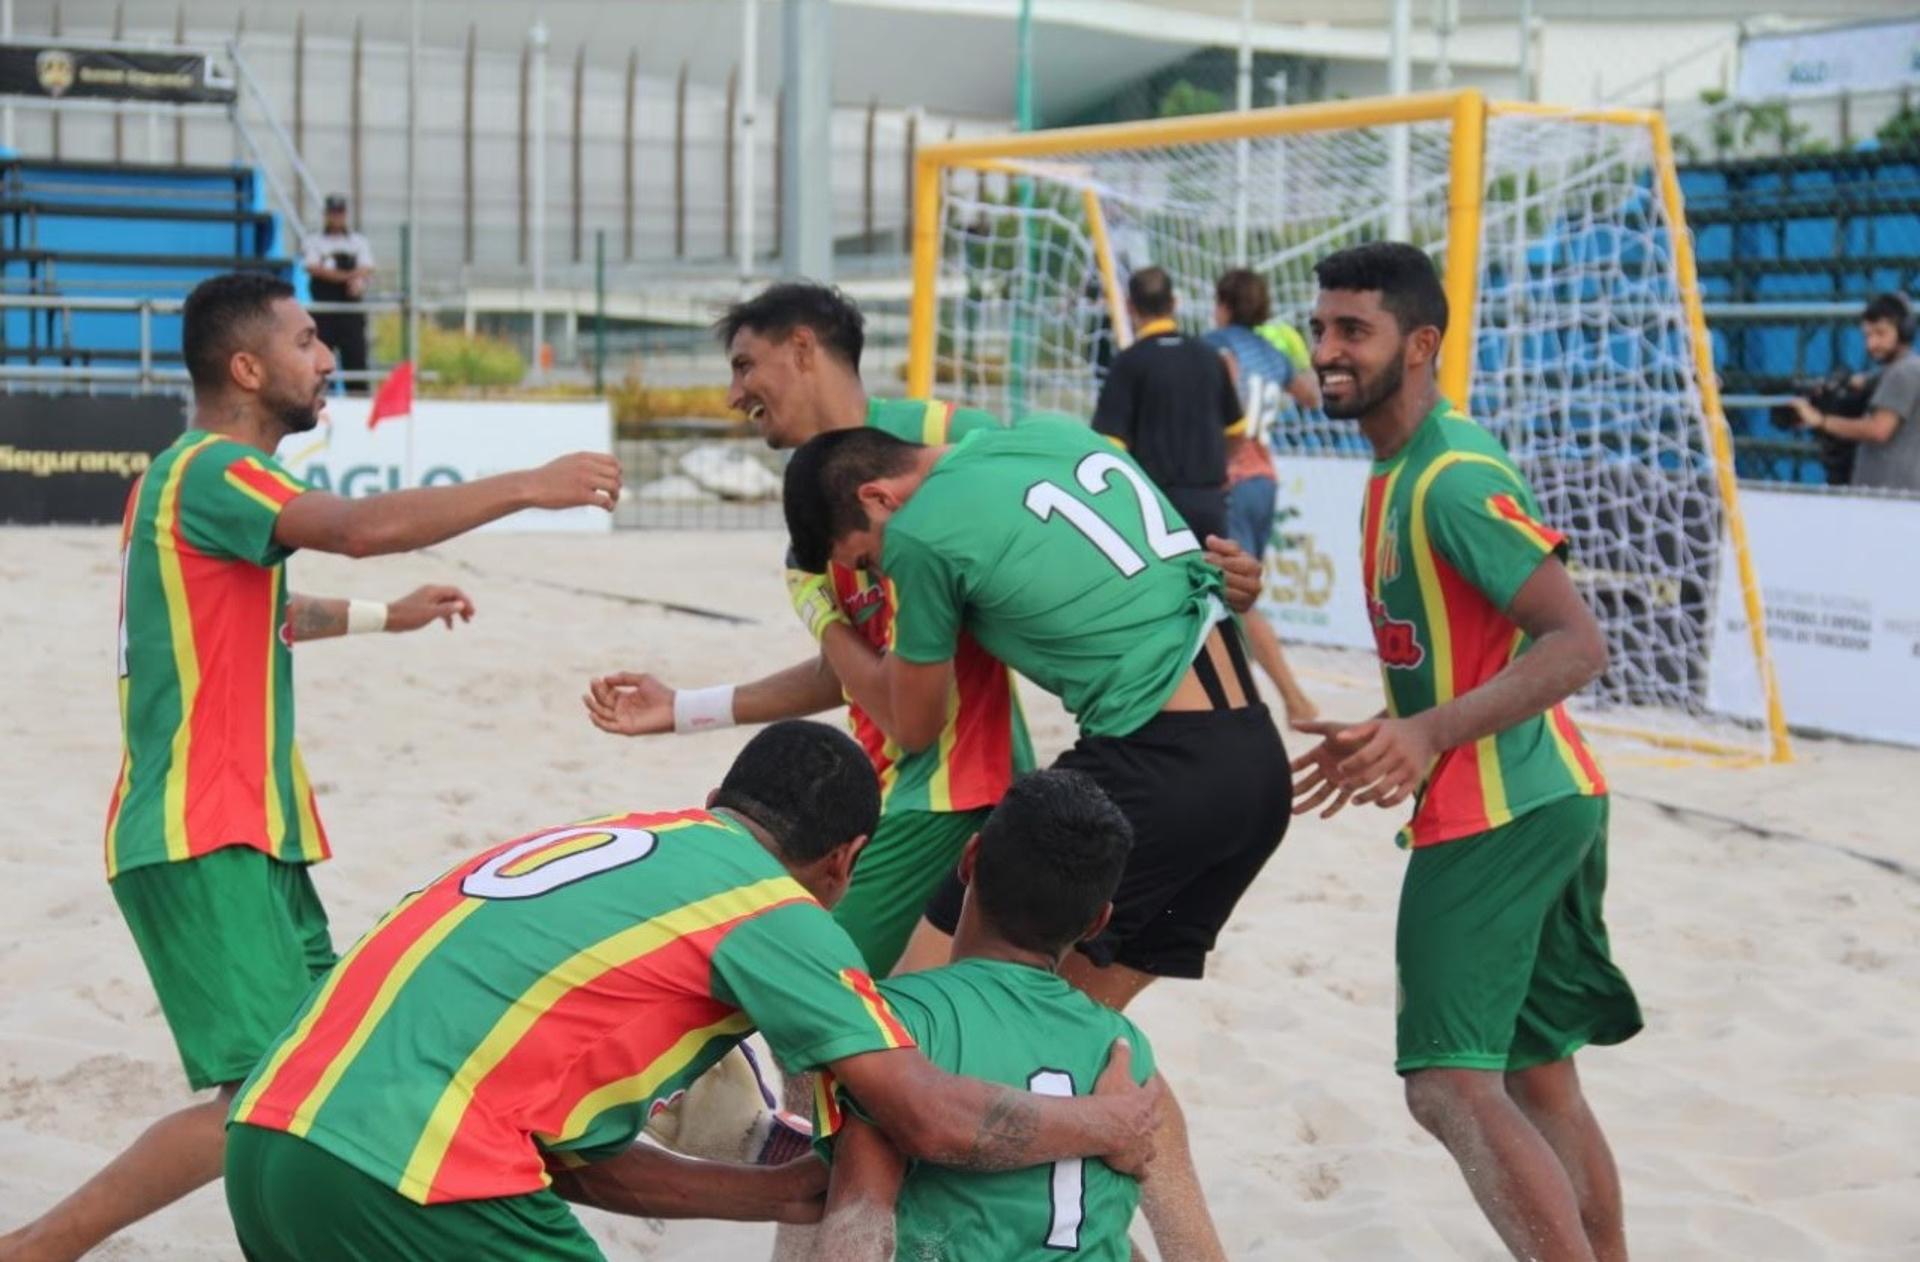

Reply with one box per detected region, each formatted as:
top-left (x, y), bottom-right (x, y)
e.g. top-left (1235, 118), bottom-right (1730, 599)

top-left (1771, 368), bottom-right (1874, 486)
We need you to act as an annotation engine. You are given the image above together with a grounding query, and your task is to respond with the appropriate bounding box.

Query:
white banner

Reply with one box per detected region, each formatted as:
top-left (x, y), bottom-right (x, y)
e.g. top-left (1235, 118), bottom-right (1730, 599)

top-left (1708, 487), bottom-right (1920, 748)
top-left (1736, 18), bottom-right (1920, 100)
top-left (1257, 455), bottom-right (1374, 652)
top-left (274, 398), bottom-right (614, 534)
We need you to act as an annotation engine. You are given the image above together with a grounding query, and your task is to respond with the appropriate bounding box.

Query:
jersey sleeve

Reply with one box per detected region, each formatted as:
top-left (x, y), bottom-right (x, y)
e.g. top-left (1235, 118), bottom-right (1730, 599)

top-left (881, 523), bottom-right (964, 666)
top-left (809, 983), bottom-right (937, 1161)
top-left (1422, 458), bottom-right (1568, 612)
top-left (709, 901), bottom-right (916, 1076)
top-left (945, 406), bottom-right (1005, 441)
top-left (1868, 359), bottom-right (1920, 427)
top-left (177, 445), bottom-right (306, 566)
top-left (1090, 356), bottom-right (1135, 449)
top-left (352, 233), bottom-right (376, 268)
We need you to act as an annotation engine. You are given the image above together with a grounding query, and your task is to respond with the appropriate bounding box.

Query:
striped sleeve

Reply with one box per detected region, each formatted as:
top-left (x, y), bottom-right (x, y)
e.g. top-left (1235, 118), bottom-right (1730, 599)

top-left (1422, 457), bottom-right (1567, 613)
top-left (709, 901), bottom-right (916, 1075)
top-left (180, 445), bottom-right (307, 565)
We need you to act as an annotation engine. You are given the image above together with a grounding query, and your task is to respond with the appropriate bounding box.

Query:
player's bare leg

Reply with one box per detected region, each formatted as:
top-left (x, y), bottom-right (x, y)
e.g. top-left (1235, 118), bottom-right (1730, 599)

top-left (0, 1084), bottom-right (236, 1262)
top-left (1059, 955), bottom-right (1157, 1012)
top-left (888, 917), bottom-right (953, 976)
top-left (1506, 1057), bottom-right (1627, 1262)
top-left (1404, 1068), bottom-right (1596, 1262)
top-left (769, 1069), bottom-right (821, 1262)
top-left (1241, 613), bottom-right (1316, 723)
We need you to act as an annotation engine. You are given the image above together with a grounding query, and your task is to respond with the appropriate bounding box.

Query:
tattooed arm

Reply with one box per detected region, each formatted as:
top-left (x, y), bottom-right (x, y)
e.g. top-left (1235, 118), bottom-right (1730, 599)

top-left (284, 586), bottom-right (476, 643)
top-left (823, 1040), bottom-right (1161, 1175)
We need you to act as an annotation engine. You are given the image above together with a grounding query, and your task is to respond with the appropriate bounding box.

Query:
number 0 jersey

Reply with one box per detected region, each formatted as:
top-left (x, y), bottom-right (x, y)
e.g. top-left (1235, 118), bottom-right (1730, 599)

top-left (231, 808), bottom-right (912, 1205)
top-left (881, 420), bottom-right (1225, 739)
top-left (104, 430), bottom-right (327, 879)
top-left (1363, 404), bottom-right (1607, 847)
top-left (816, 958), bottom-right (1156, 1262)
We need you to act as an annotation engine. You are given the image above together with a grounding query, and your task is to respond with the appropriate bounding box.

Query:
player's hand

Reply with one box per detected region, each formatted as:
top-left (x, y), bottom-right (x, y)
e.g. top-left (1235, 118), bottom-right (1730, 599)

top-left (1288, 722), bottom-right (1358, 819)
top-left (1295, 715), bottom-right (1437, 814)
top-left (383, 584), bottom-right (474, 633)
top-left (1203, 535), bottom-right (1262, 614)
top-left (767, 1155), bottom-right (830, 1225)
top-left (525, 452), bottom-right (623, 511)
top-left (583, 671), bottom-right (675, 736)
top-left (1093, 1038), bottom-right (1163, 1178)
top-left (786, 567), bottom-right (850, 642)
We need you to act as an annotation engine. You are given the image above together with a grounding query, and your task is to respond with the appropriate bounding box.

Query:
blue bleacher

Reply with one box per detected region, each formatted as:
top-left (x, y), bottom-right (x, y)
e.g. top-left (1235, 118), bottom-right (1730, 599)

top-left (1, 157), bottom-right (292, 372)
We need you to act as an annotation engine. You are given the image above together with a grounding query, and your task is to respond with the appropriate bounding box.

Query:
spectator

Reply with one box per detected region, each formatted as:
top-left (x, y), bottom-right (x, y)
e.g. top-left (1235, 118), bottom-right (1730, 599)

top-left (1205, 268), bottom-right (1321, 722)
top-left (1793, 292), bottom-right (1920, 492)
top-left (302, 194), bottom-right (375, 396)
top-left (1091, 266), bottom-right (1240, 540)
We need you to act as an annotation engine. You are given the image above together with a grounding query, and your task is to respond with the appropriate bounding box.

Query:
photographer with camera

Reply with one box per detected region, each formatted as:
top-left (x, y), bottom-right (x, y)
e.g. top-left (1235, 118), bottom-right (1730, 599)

top-left (1789, 293), bottom-right (1920, 493)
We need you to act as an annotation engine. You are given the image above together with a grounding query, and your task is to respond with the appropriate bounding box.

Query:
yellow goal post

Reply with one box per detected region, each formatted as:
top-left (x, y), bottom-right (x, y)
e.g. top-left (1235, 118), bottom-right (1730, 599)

top-left (905, 89), bottom-right (1789, 763)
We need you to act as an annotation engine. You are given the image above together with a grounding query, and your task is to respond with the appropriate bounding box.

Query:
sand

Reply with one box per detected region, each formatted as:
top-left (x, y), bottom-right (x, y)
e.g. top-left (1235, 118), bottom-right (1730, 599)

top-left (2, 525), bottom-right (1916, 1260)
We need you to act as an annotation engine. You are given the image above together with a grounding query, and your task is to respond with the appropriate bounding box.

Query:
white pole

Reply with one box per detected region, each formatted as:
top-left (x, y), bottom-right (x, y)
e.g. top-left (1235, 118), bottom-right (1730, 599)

top-left (1387, 0), bottom-right (1411, 241)
top-left (407, 0), bottom-right (421, 389)
top-left (531, 17), bottom-right (549, 377)
top-left (1233, 0), bottom-right (1252, 265)
top-left (3, 0), bottom-right (13, 150)
top-left (1518, 0), bottom-right (1535, 101)
top-left (738, 0), bottom-right (758, 291)
top-left (1433, 0), bottom-right (1454, 90)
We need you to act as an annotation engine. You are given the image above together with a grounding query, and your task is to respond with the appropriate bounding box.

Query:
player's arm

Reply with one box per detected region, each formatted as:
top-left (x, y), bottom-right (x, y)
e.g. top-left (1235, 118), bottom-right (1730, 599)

top-left (584, 654), bottom-right (845, 737)
top-left (272, 452), bottom-right (621, 557)
top-left (1218, 350), bottom-right (1249, 464)
top-left (548, 1145), bottom-right (825, 1224)
top-left (1795, 399), bottom-right (1901, 444)
top-left (1137, 1074), bottom-right (1228, 1262)
top-left (814, 622), bottom-right (951, 752)
top-left (811, 1115), bottom-right (907, 1262)
top-left (1091, 356), bottom-right (1135, 451)
top-left (825, 1038), bottom-right (1161, 1175)
top-left (283, 586), bottom-right (475, 642)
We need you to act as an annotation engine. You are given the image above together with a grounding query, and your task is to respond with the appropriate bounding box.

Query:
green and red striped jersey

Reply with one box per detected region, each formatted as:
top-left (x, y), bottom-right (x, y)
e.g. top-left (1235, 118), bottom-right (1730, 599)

top-left (1361, 404), bottom-right (1606, 848)
top-left (104, 430), bottom-right (326, 879)
top-left (831, 398), bottom-right (1035, 813)
top-left (231, 808), bottom-right (914, 1205)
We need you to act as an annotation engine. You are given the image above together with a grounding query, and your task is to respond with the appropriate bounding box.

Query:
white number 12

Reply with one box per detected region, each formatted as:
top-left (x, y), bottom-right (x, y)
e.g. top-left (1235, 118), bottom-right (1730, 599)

top-left (1023, 451), bottom-right (1199, 576)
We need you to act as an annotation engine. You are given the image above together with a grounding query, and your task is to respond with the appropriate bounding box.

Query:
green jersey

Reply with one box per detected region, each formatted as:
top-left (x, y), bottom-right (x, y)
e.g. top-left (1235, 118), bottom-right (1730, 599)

top-left (232, 808), bottom-right (913, 1205)
top-left (105, 430), bottom-right (326, 879)
top-left (817, 958), bottom-right (1155, 1261)
top-left (1362, 404), bottom-right (1608, 847)
top-left (822, 397), bottom-right (1036, 813)
top-left (882, 420), bottom-right (1226, 738)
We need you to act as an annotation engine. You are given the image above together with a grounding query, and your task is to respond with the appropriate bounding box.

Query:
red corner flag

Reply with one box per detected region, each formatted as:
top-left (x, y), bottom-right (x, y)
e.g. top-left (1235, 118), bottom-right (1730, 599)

top-left (367, 361), bottom-right (414, 429)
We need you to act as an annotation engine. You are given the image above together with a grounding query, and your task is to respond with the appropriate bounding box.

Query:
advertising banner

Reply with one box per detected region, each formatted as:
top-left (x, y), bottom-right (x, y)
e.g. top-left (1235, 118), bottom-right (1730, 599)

top-left (1736, 18), bottom-right (1920, 100)
top-left (0, 393), bottom-right (184, 524)
top-left (274, 398), bottom-right (615, 534)
top-left (0, 41), bottom-right (236, 104)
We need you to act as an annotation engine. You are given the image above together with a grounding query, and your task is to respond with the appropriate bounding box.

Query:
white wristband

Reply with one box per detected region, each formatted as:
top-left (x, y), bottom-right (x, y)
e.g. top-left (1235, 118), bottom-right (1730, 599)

top-left (346, 599), bottom-right (388, 635)
top-left (673, 684), bottom-right (737, 734)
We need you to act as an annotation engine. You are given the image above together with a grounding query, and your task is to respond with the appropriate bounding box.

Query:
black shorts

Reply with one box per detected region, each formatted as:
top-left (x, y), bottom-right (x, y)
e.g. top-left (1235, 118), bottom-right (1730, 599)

top-left (924, 649), bottom-right (1292, 979)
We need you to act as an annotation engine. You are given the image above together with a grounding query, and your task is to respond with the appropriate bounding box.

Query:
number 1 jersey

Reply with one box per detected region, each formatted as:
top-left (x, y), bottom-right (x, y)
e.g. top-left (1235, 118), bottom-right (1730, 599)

top-left (880, 420), bottom-right (1226, 739)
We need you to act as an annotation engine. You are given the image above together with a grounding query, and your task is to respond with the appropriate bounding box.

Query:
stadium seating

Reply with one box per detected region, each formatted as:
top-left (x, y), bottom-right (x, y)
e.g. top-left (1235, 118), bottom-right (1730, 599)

top-left (0, 156), bottom-right (293, 375)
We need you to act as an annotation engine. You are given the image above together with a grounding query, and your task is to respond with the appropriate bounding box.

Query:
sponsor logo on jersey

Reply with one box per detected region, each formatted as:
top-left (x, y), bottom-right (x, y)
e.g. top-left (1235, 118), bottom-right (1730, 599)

top-left (843, 581), bottom-right (886, 625)
top-left (1368, 595), bottom-right (1426, 669)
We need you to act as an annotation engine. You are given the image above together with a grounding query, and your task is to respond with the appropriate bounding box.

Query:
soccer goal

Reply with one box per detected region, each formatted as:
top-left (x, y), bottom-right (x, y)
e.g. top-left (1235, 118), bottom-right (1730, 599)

top-left (905, 89), bottom-right (1788, 763)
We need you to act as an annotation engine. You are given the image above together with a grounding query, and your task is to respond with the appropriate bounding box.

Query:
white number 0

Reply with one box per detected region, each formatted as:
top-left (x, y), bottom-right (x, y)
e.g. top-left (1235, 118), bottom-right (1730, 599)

top-left (1024, 452), bottom-right (1199, 577)
top-left (460, 826), bottom-right (657, 900)
top-left (1028, 1069), bottom-right (1084, 1250)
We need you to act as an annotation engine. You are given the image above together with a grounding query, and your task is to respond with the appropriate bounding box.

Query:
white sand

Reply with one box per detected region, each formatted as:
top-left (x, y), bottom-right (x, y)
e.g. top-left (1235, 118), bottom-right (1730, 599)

top-left (2, 526), bottom-right (1917, 1260)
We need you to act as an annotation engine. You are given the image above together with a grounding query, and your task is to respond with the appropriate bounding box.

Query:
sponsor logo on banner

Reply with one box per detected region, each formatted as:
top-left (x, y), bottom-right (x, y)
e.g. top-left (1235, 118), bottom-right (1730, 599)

top-left (1256, 456), bottom-right (1376, 652)
top-left (0, 393), bottom-right (185, 524)
top-left (35, 49), bottom-right (74, 96)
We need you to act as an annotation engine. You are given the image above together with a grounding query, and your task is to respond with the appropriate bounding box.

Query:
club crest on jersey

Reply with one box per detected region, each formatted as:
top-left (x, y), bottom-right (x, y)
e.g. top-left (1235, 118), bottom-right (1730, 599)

top-left (1368, 596), bottom-right (1425, 669)
top-left (842, 582), bottom-right (886, 625)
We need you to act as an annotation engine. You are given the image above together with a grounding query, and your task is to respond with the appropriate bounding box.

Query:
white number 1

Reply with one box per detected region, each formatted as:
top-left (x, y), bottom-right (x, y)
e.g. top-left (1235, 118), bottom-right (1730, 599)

top-left (1028, 1069), bottom-right (1084, 1250)
top-left (1023, 451), bottom-right (1199, 577)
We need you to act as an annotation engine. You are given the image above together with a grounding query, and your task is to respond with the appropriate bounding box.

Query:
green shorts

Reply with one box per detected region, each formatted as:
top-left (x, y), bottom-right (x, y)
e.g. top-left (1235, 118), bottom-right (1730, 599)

top-left (1395, 794), bottom-right (1642, 1075)
top-left (833, 807), bottom-right (988, 976)
top-left (111, 846), bottom-right (336, 1091)
top-left (226, 1123), bottom-right (603, 1262)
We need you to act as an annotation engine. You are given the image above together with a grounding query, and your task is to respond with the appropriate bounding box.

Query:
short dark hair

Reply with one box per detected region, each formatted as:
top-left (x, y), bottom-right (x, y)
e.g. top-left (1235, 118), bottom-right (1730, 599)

top-left (1861, 292), bottom-right (1914, 343)
top-left (1312, 242), bottom-right (1448, 337)
top-left (182, 271), bottom-right (297, 391)
top-left (782, 427), bottom-right (921, 572)
top-left (1127, 265), bottom-right (1175, 319)
top-left (712, 720), bottom-right (880, 863)
top-left (972, 770), bottom-right (1132, 956)
top-left (1215, 268), bottom-right (1271, 327)
top-left (715, 281), bottom-right (866, 369)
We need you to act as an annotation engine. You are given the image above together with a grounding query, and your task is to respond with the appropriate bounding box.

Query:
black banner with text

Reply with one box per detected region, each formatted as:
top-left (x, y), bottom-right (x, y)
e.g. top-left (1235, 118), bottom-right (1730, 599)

top-left (0, 42), bottom-right (235, 104)
top-left (0, 394), bottom-right (186, 524)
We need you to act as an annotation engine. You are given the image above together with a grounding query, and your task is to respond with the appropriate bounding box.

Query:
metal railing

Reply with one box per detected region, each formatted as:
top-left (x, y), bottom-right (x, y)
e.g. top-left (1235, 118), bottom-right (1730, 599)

top-left (225, 38), bottom-right (325, 245)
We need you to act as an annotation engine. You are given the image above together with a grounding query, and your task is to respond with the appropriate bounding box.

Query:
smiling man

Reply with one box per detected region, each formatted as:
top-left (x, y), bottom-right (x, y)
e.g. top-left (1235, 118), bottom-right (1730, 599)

top-left (0, 272), bottom-right (621, 1262)
top-left (1290, 243), bottom-right (1640, 1262)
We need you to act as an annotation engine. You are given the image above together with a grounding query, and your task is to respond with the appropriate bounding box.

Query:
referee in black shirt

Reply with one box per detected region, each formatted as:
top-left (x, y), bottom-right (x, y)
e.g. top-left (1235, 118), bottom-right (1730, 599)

top-left (1092, 266), bottom-right (1243, 541)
